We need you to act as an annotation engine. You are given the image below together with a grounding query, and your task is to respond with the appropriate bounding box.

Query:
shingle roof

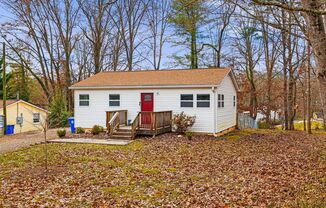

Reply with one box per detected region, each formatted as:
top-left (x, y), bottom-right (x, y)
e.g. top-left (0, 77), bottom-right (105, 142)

top-left (71, 68), bottom-right (232, 88)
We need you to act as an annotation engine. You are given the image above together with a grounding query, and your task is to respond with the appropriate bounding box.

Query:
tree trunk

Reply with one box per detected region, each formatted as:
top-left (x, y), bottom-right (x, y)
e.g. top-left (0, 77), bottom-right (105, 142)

top-left (302, 0), bottom-right (326, 131)
top-left (307, 44), bottom-right (312, 134)
top-left (282, 10), bottom-right (289, 130)
top-left (2, 43), bottom-right (7, 135)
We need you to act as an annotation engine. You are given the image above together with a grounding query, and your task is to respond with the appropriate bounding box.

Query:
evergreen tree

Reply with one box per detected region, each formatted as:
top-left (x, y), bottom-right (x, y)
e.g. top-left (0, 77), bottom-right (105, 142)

top-left (48, 93), bottom-right (71, 128)
top-left (7, 63), bottom-right (31, 101)
top-left (169, 0), bottom-right (206, 68)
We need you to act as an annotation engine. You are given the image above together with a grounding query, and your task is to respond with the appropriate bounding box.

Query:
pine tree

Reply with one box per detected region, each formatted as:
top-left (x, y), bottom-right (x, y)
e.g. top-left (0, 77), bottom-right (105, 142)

top-left (169, 0), bottom-right (206, 68)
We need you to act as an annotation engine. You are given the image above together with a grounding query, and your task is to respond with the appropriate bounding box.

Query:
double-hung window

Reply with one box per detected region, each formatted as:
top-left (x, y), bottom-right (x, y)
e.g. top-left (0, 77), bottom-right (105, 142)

top-left (109, 94), bottom-right (120, 106)
top-left (197, 94), bottom-right (210, 108)
top-left (233, 96), bottom-right (236, 107)
top-left (218, 94), bottom-right (224, 108)
top-left (180, 94), bottom-right (193, 107)
top-left (33, 113), bottom-right (40, 123)
top-left (79, 94), bottom-right (89, 106)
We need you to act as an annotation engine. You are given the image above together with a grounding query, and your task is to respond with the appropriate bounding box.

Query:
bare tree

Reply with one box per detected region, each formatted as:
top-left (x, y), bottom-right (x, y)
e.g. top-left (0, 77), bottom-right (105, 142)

top-left (78, 0), bottom-right (116, 74)
top-left (144, 0), bottom-right (170, 70)
top-left (202, 1), bottom-right (236, 67)
top-left (234, 18), bottom-right (262, 119)
top-left (259, 9), bottom-right (281, 124)
top-left (112, 0), bottom-right (150, 71)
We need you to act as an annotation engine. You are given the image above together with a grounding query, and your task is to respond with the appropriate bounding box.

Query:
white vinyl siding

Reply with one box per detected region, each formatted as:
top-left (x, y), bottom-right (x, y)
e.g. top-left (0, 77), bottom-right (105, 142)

top-left (74, 74), bottom-right (237, 134)
top-left (216, 74), bottom-right (237, 132)
top-left (74, 88), bottom-right (215, 133)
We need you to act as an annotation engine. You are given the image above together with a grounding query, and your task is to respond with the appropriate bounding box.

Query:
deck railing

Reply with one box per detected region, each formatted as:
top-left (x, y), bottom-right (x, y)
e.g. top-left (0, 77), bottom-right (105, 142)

top-left (107, 112), bottom-right (120, 136)
top-left (106, 110), bottom-right (172, 138)
top-left (131, 112), bottom-right (140, 140)
top-left (139, 111), bottom-right (173, 132)
top-left (106, 110), bottom-right (128, 127)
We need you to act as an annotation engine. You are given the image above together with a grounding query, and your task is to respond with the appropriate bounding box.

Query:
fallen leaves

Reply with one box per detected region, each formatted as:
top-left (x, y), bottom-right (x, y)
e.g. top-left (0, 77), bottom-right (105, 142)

top-left (0, 130), bottom-right (325, 207)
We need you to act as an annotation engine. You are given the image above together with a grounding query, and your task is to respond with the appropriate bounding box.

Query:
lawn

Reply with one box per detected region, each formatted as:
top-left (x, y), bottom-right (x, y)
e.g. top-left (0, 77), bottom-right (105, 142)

top-left (0, 130), bottom-right (325, 207)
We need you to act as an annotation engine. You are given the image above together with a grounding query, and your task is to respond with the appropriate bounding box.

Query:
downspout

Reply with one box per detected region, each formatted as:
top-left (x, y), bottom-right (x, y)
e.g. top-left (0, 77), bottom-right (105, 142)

top-left (212, 86), bottom-right (217, 137)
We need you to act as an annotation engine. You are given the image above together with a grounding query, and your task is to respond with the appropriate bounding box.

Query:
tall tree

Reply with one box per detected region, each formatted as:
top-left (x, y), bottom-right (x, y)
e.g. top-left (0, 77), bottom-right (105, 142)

top-left (78, 0), bottom-right (115, 74)
top-left (251, 0), bottom-right (326, 130)
top-left (169, 0), bottom-right (206, 68)
top-left (112, 0), bottom-right (150, 71)
top-left (145, 0), bottom-right (171, 70)
top-left (235, 20), bottom-right (262, 119)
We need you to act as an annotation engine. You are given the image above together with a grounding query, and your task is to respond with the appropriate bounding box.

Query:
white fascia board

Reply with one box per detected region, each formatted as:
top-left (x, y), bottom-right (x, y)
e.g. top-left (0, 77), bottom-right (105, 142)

top-left (69, 84), bottom-right (218, 90)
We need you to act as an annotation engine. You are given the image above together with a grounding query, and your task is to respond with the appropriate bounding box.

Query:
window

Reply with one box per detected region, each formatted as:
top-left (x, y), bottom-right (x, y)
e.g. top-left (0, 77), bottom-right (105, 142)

top-left (233, 96), bottom-right (236, 107)
top-left (109, 94), bottom-right (120, 106)
top-left (33, 113), bottom-right (40, 123)
top-left (144, 95), bottom-right (152, 101)
top-left (197, 94), bottom-right (210, 107)
top-left (181, 94), bottom-right (193, 107)
top-left (218, 94), bottom-right (224, 108)
top-left (79, 94), bottom-right (89, 106)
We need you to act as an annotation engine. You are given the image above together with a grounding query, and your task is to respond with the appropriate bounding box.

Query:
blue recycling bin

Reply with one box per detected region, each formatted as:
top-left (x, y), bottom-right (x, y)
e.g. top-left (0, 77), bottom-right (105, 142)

top-left (6, 125), bottom-right (15, 135)
top-left (68, 117), bottom-right (75, 133)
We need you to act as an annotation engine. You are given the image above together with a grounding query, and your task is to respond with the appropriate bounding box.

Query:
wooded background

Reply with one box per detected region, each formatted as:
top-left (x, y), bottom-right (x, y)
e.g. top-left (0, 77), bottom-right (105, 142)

top-left (0, 0), bottom-right (325, 130)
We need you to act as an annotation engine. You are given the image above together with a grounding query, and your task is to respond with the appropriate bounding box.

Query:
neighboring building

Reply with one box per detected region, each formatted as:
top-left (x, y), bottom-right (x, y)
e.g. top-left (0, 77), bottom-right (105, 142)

top-left (70, 68), bottom-right (239, 138)
top-left (0, 100), bottom-right (48, 134)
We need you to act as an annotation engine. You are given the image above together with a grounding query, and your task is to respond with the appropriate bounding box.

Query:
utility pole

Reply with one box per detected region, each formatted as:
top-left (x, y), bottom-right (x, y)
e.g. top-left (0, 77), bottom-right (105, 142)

top-left (2, 43), bottom-right (7, 135)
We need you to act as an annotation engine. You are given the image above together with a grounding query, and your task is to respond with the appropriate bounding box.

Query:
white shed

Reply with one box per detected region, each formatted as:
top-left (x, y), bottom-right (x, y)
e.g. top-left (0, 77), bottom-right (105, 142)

top-left (70, 68), bottom-right (239, 139)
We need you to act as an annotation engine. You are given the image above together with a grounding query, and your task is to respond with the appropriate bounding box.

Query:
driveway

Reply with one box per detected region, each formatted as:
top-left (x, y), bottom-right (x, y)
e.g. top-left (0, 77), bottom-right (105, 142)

top-left (0, 129), bottom-right (62, 154)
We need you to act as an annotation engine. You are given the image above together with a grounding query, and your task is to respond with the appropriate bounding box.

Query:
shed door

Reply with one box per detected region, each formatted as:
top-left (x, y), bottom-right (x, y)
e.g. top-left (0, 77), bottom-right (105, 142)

top-left (141, 93), bottom-right (154, 125)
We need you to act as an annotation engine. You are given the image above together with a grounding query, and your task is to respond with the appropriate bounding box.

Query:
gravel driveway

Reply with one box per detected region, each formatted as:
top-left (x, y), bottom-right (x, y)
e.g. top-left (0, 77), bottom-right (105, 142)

top-left (0, 129), bottom-right (63, 154)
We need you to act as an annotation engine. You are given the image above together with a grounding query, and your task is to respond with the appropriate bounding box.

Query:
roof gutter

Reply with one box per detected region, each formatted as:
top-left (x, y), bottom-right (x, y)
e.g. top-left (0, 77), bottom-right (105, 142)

top-left (69, 84), bottom-right (219, 90)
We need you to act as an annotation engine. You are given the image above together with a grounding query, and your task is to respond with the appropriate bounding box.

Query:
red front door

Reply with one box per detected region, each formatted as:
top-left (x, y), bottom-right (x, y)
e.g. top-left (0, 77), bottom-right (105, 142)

top-left (141, 93), bottom-right (154, 125)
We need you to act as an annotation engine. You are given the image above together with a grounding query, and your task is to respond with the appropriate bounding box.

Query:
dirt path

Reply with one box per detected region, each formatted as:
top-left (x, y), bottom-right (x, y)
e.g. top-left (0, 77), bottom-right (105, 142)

top-left (0, 129), bottom-right (62, 154)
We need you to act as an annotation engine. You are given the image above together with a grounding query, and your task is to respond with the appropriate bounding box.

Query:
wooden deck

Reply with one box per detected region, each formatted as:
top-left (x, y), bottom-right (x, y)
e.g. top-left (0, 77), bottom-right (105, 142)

top-left (106, 110), bottom-right (172, 139)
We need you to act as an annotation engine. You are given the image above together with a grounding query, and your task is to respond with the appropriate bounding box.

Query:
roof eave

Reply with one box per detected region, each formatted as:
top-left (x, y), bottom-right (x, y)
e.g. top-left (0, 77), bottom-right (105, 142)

top-left (69, 84), bottom-right (219, 90)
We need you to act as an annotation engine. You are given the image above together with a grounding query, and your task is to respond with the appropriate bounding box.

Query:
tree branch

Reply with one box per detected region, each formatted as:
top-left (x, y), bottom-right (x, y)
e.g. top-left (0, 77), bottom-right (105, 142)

top-left (251, 0), bottom-right (326, 15)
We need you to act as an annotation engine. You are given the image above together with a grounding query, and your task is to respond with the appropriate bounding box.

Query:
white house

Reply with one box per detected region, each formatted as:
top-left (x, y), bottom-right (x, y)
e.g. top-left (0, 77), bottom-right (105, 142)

top-left (70, 68), bottom-right (239, 139)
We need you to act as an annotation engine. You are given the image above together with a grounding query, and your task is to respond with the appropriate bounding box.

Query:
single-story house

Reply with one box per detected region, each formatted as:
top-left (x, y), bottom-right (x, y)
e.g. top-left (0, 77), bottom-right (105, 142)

top-left (70, 68), bottom-right (239, 139)
top-left (0, 100), bottom-right (48, 134)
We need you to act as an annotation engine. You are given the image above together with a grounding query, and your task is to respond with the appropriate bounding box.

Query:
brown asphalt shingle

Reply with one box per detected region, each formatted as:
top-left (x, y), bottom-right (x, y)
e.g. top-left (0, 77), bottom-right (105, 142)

top-left (71, 68), bottom-right (231, 88)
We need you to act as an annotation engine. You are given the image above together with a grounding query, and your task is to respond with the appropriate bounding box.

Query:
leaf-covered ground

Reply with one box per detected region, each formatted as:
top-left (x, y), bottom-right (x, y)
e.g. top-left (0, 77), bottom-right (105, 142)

top-left (0, 130), bottom-right (325, 207)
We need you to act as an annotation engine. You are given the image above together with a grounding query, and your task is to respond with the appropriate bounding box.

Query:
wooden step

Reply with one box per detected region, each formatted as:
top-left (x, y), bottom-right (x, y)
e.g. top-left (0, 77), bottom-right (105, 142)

top-left (115, 131), bottom-right (132, 135)
top-left (116, 129), bottom-right (132, 133)
top-left (110, 134), bottom-right (132, 140)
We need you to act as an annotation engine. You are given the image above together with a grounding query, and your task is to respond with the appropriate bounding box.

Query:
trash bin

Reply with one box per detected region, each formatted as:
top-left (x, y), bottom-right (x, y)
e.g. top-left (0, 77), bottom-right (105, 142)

top-left (68, 117), bottom-right (75, 133)
top-left (6, 125), bottom-right (15, 135)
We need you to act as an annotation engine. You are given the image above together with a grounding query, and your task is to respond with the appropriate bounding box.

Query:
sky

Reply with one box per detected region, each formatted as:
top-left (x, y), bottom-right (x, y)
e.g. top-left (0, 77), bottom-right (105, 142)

top-left (0, 4), bottom-right (186, 71)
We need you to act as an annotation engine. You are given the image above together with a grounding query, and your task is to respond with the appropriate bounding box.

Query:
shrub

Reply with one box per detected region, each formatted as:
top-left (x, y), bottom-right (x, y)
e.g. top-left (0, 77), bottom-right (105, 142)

top-left (91, 125), bottom-right (103, 135)
top-left (172, 112), bottom-right (196, 134)
top-left (76, 127), bottom-right (85, 134)
top-left (57, 129), bottom-right (66, 138)
top-left (49, 93), bottom-right (71, 128)
top-left (258, 120), bottom-right (273, 129)
top-left (98, 126), bottom-right (105, 132)
top-left (185, 131), bottom-right (193, 140)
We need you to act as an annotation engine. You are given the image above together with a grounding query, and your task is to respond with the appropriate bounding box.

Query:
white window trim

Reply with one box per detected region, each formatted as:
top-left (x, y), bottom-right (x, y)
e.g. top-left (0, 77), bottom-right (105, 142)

top-left (196, 94), bottom-right (210, 108)
top-left (33, 113), bottom-right (40, 123)
top-left (109, 94), bottom-right (120, 107)
top-left (180, 94), bottom-right (194, 108)
top-left (218, 94), bottom-right (225, 108)
top-left (79, 94), bottom-right (90, 107)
